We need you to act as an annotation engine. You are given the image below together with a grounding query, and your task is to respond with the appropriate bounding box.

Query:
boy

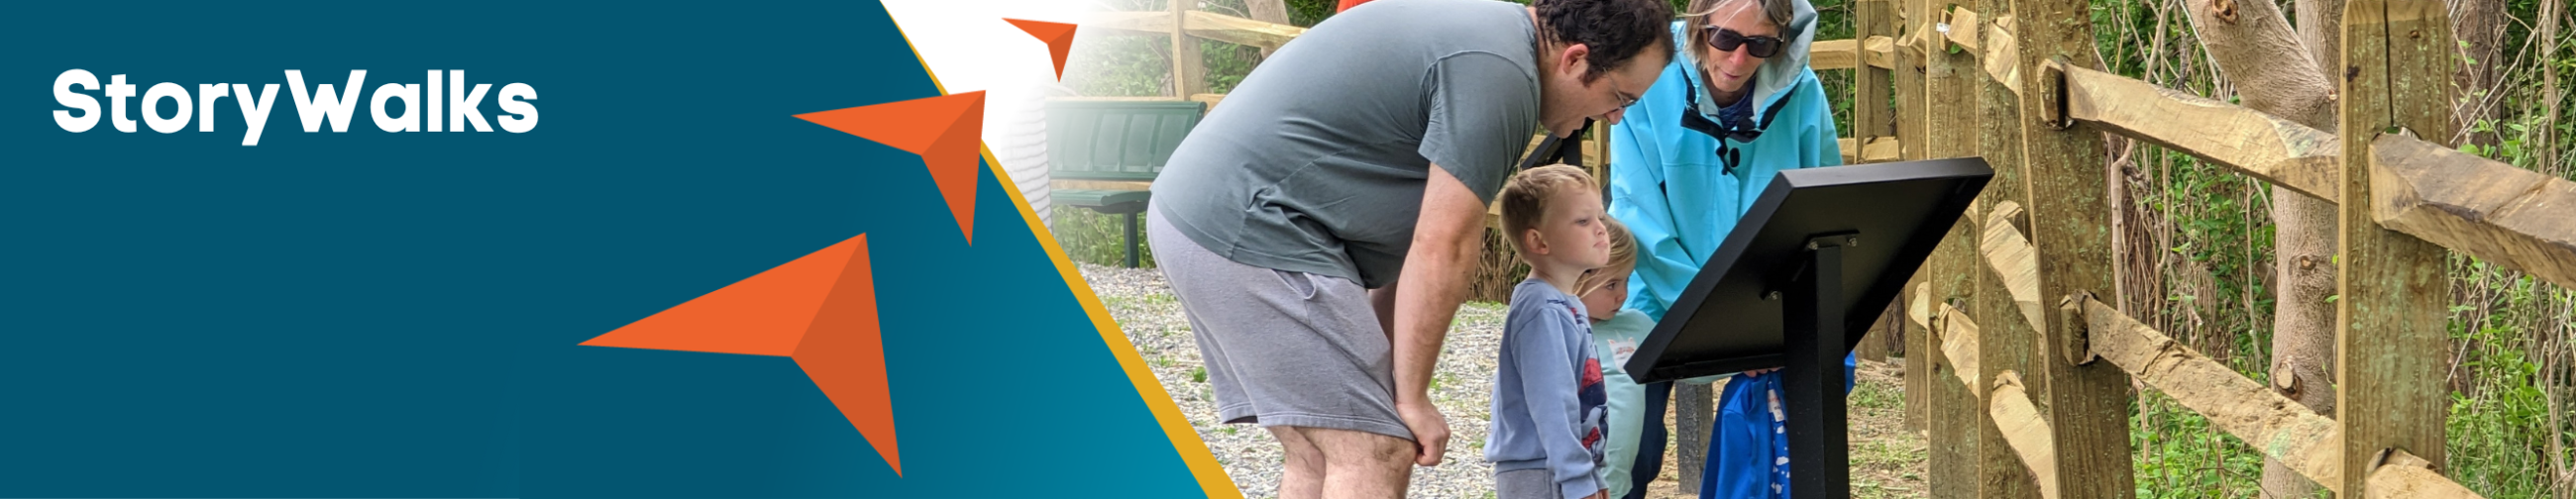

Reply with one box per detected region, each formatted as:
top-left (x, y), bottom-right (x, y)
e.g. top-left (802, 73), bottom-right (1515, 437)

top-left (1487, 164), bottom-right (1615, 499)
top-left (1579, 220), bottom-right (1728, 499)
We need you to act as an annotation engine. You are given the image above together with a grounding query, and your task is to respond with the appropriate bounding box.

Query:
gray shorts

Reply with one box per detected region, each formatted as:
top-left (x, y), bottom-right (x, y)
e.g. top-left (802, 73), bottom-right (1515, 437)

top-left (1146, 204), bottom-right (1413, 442)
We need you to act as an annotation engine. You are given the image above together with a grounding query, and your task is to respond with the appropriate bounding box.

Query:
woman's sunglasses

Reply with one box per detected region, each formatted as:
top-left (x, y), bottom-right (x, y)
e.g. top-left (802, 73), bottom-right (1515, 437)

top-left (1703, 27), bottom-right (1784, 58)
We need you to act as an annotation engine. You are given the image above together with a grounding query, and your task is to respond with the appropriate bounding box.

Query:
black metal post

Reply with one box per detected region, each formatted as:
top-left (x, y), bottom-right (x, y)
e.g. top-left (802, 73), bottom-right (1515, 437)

top-left (1782, 238), bottom-right (1850, 499)
top-left (1124, 212), bottom-right (1141, 268)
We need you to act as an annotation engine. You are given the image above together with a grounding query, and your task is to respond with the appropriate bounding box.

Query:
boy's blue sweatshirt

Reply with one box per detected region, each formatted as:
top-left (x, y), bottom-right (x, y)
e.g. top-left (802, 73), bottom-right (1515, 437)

top-left (1487, 278), bottom-right (1609, 499)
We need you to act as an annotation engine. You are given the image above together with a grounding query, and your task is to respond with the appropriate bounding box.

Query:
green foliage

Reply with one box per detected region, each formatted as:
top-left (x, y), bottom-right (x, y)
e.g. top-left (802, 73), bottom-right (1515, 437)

top-left (2130, 392), bottom-right (2265, 499)
top-left (2443, 258), bottom-right (2573, 498)
top-left (1051, 205), bottom-right (1157, 268)
top-left (1848, 368), bottom-right (1903, 411)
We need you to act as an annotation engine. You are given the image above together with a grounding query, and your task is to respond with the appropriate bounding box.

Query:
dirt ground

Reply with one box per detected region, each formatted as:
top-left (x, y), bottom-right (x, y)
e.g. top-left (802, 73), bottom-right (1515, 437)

top-left (1084, 262), bottom-right (1928, 498)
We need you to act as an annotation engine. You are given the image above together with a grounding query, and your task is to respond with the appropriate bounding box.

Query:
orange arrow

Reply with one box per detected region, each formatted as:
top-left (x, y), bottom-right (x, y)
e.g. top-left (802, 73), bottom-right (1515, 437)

top-left (795, 92), bottom-right (986, 245)
top-left (583, 234), bottom-right (905, 475)
top-left (1004, 18), bottom-right (1078, 80)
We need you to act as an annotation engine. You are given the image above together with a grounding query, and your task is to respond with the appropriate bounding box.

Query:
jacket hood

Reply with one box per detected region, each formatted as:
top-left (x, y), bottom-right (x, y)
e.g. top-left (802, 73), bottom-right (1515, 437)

top-left (1679, 0), bottom-right (1820, 129)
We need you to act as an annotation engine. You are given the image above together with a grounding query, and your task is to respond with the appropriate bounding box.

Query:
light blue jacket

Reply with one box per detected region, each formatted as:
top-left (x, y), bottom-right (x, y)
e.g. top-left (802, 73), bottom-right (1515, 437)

top-left (1608, 7), bottom-right (1851, 498)
top-left (1609, 20), bottom-right (1843, 322)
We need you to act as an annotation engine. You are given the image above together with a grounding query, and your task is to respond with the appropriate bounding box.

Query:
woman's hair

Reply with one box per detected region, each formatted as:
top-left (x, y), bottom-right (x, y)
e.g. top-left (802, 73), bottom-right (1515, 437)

top-left (1682, 0), bottom-right (1794, 66)
top-left (1575, 216), bottom-right (1638, 298)
top-left (1534, 0), bottom-right (1677, 82)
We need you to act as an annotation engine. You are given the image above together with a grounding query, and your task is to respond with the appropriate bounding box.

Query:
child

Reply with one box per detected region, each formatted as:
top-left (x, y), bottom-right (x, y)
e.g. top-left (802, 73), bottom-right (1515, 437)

top-left (1574, 218), bottom-right (1660, 499)
top-left (1581, 220), bottom-right (1729, 499)
top-left (1487, 164), bottom-right (1615, 499)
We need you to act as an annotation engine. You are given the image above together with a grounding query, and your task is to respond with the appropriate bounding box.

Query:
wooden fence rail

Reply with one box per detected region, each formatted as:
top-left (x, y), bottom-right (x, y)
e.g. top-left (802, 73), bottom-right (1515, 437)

top-left (1090, 4), bottom-right (2554, 497)
top-left (1882, 0), bottom-right (2535, 496)
top-left (1923, 7), bottom-right (2576, 292)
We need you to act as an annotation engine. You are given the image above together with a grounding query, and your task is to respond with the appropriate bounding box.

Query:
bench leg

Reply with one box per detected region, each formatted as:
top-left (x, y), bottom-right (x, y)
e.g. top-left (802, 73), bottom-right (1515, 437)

top-left (1124, 212), bottom-right (1140, 268)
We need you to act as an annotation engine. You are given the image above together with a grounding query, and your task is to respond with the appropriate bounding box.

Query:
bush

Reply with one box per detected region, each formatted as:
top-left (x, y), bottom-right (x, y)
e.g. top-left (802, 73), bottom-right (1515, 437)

top-left (1051, 205), bottom-right (1156, 268)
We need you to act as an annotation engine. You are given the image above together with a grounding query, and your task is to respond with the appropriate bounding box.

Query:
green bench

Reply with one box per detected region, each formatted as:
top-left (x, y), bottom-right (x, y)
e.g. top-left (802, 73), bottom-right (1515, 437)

top-left (1047, 99), bottom-right (1205, 267)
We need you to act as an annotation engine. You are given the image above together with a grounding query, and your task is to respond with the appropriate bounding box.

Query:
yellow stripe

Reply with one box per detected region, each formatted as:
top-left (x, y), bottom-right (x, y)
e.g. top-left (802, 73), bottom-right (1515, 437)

top-left (884, 7), bottom-right (1243, 498)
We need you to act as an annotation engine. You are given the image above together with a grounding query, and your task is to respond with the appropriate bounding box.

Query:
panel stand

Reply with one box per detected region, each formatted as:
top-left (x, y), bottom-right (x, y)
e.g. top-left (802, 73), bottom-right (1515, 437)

top-left (1783, 234), bottom-right (1852, 499)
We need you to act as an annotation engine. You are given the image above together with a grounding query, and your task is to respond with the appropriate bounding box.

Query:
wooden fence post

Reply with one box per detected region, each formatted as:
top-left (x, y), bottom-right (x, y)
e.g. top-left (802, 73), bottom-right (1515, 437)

top-left (2011, 0), bottom-right (2137, 494)
top-left (1168, 0), bottom-right (1206, 97)
top-left (1972, 0), bottom-right (2042, 496)
top-left (1854, 0), bottom-right (1897, 365)
top-left (1922, 0), bottom-right (1986, 495)
top-left (2336, 0), bottom-right (2455, 495)
top-left (1855, 0), bottom-right (1896, 144)
top-left (1898, 0), bottom-right (1933, 435)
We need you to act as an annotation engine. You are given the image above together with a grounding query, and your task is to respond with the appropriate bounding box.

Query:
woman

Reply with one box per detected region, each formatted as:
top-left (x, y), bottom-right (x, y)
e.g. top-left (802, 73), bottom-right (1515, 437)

top-left (1604, 0), bottom-right (1853, 496)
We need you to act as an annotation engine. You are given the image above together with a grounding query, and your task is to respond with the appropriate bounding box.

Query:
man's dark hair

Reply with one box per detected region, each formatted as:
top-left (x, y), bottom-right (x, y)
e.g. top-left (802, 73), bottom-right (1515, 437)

top-left (1533, 0), bottom-right (1676, 81)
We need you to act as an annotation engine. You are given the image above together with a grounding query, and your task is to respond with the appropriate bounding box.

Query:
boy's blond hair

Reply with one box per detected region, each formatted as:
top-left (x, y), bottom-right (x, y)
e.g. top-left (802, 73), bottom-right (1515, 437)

top-left (1498, 164), bottom-right (1600, 253)
top-left (1575, 217), bottom-right (1637, 297)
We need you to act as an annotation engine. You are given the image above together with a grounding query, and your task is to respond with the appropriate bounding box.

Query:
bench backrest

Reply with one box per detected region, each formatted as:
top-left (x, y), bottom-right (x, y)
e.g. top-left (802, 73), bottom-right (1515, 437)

top-left (1047, 100), bottom-right (1205, 181)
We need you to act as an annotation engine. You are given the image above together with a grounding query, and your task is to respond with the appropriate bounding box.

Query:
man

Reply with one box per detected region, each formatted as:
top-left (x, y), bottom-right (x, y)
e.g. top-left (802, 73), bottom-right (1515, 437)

top-left (1144, 0), bottom-right (1674, 497)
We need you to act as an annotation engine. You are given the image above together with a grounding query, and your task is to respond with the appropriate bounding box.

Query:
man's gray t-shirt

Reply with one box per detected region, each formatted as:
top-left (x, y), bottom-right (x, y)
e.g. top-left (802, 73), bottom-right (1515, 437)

top-left (1150, 0), bottom-right (1542, 289)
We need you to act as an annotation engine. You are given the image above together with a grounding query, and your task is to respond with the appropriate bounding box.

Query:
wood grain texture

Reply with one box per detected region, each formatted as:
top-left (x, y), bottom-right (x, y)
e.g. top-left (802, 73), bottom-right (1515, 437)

top-left (1900, 0), bottom-right (1934, 436)
top-left (1838, 137), bottom-right (1904, 162)
top-left (1983, 15), bottom-right (2021, 96)
top-left (2057, 63), bottom-right (2341, 200)
top-left (1938, 303), bottom-right (1984, 395)
top-left (1973, 0), bottom-right (2041, 495)
top-left (1856, 0), bottom-right (1896, 143)
top-left (1092, 10), bottom-right (1307, 51)
top-left (1980, 200), bottom-right (2048, 335)
top-left (2362, 449), bottom-right (2489, 499)
top-left (2011, 0), bottom-right (2137, 493)
top-left (1919, 7), bottom-right (1986, 486)
top-left (2335, 0), bottom-right (2454, 496)
top-left (1945, 7), bottom-right (1983, 50)
top-left (1167, 0), bottom-right (1206, 96)
top-left (1986, 371), bottom-right (2059, 499)
top-left (2077, 296), bottom-right (2344, 491)
top-left (2370, 135), bottom-right (2576, 289)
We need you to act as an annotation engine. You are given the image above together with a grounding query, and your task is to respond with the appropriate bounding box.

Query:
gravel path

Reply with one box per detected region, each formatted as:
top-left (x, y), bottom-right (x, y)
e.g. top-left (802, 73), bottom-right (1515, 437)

top-left (1081, 262), bottom-right (1925, 499)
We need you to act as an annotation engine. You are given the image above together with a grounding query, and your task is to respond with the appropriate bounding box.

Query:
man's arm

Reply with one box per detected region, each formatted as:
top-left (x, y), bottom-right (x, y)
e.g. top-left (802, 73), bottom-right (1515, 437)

top-left (1391, 164), bottom-right (1487, 466)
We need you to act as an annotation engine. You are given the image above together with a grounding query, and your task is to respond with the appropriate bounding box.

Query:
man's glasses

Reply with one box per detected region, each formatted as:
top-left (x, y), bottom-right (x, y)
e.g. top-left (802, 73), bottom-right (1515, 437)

top-left (1703, 27), bottom-right (1784, 58)
top-left (1605, 71), bottom-right (1641, 108)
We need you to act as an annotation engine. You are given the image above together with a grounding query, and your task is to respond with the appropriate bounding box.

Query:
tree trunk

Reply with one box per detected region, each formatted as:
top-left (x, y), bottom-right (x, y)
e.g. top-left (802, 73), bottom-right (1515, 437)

top-left (1244, 0), bottom-right (1291, 58)
top-left (2450, 0), bottom-right (2507, 148)
top-left (2180, 0), bottom-right (2341, 496)
top-left (2546, 0), bottom-right (2565, 179)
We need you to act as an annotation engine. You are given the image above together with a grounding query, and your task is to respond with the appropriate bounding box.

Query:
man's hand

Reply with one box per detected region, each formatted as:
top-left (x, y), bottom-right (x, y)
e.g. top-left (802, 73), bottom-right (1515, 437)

top-left (1391, 164), bottom-right (1484, 467)
top-left (1397, 400), bottom-right (1449, 466)
top-left (1586, 489), bottom-right (1609, 499)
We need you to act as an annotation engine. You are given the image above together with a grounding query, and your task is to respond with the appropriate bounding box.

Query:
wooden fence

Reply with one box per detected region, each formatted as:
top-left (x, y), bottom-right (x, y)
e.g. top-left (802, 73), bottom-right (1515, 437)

top-left (1094, 1), bottom-right (2576, 496)
top-left (1878, 0), bottom-right (2574, 496)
